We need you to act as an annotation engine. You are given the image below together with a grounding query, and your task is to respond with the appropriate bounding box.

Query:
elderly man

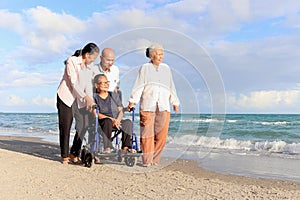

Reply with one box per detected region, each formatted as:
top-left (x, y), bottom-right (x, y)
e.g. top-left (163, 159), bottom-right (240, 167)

top-left (92, 48), bottom-right (120, 93)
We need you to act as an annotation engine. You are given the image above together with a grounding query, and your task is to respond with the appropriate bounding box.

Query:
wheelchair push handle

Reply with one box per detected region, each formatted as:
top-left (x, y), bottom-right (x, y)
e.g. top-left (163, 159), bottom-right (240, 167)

top-left (129, 107), bottom-right (135, 122)
top-left (129, 107), bottom-right (135, 112)
top-left (92, 105), bottom-right (99, 111)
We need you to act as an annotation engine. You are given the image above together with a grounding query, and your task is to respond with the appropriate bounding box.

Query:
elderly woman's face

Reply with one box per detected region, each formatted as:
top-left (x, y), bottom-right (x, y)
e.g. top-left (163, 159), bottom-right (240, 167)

top-left (95, 76), bottom-right (110, 92)
top-left (151, 49), bottom-right (164, 65)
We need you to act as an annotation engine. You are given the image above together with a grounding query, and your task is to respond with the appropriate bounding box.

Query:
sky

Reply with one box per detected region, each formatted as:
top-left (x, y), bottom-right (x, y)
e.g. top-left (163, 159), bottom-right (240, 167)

top-left (1, 0), bottom-right (300, 114)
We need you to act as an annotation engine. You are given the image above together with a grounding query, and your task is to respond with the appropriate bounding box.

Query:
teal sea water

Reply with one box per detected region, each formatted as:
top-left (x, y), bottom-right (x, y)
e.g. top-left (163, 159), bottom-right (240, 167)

top-left (0, 113), bottom-right (300, 181)
top-left (169, 114), bottom-right (300, 156)
top-left (0, 113), bottom-right (300, 156)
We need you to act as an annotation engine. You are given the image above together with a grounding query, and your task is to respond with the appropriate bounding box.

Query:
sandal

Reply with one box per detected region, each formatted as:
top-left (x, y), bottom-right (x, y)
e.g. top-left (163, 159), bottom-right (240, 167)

top-left (120, 147), bottom-right (132, 156)
top-left (94, 156), bottom-right (101, 164)
top-left (102, 148), bottom-right (111, 154)
top-left (128, 149), bottom-right (137, 153)
top-left (69, 154), bottom-right (81, 164)
top-left (122, 147), bottom-right (136, 154)
top-left (61, 157), bottom-right (70, 164)
top-left (142, 163), bottom-right (151, 167)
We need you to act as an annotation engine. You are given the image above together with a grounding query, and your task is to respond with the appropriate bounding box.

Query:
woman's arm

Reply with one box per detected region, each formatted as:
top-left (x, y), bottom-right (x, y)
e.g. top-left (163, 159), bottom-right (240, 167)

top-left (116, 106), bottom-right (123, 122)
top-left (169, 68), bottom-right (180, 113)
top-left (68, 58), bottom-right (95, 110)
top-left (97, 110), bottom-right (122, 130)
top-left (128, 65), bottom-right (146, 109)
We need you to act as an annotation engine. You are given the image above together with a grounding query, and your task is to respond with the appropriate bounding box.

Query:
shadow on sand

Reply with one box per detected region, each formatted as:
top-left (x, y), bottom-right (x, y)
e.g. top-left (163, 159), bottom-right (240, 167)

top-left (0, 136), bottom-right (61, 162)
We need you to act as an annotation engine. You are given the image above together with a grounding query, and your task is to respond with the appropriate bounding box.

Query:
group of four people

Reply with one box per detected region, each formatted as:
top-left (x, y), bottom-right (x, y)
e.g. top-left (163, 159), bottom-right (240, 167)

top-left (56, 42), bottom-right (180, 167)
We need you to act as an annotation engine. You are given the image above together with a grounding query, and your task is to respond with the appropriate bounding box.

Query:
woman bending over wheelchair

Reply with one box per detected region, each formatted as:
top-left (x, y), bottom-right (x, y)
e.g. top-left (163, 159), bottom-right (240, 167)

top-left (93, 74), bottom-right (133, 153)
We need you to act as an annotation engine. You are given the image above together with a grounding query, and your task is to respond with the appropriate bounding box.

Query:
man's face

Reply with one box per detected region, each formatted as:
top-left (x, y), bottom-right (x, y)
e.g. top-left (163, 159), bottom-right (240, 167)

top-left (101, 52), bottom-right (115, 70)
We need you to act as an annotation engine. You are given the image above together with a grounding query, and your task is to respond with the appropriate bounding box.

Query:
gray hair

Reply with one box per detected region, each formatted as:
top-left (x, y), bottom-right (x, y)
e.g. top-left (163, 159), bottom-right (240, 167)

top-left (146, 43), bottom-right (164, 58)
top-left (94, 74), bottom-right (107, 84)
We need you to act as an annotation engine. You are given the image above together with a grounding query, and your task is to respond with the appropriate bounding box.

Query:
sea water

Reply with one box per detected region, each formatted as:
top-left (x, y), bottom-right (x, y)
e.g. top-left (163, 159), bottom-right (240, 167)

top-left (0, 113), bottom-right (299, 181)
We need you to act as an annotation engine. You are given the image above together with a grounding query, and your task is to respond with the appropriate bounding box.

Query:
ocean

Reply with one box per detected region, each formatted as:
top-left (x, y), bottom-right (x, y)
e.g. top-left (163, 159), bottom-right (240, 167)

top-left (0, 112), bottom-right (300, 181)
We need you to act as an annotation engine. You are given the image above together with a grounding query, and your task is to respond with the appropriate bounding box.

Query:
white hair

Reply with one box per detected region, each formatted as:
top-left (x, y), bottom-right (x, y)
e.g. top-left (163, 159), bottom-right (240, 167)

top-left (146, 43), bottom-right (164, 58)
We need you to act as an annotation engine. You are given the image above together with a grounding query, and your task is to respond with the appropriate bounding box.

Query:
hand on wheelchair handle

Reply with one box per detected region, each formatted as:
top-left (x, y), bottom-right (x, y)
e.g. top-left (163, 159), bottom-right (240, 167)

top-left (92, 105), bottom-right (99, 110)
top-left (127, 106), bottom-right (135, 112)
top-left (127, 102), bottom-right (135, 112)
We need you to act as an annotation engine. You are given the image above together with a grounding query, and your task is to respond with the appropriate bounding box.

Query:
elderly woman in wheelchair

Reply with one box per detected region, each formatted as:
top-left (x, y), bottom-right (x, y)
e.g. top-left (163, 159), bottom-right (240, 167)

top-left (93, 74), bottom-right (135, 155)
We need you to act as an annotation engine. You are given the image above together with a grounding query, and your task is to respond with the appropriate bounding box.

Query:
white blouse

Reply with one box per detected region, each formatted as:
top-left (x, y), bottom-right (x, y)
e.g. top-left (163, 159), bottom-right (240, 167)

top-left (129, 62), bottom-right (180, 112)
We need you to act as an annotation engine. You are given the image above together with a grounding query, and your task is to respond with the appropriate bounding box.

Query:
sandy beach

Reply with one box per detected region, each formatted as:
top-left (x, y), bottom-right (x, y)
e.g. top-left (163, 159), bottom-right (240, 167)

top-left (0, 136), bottom-right (299, 200)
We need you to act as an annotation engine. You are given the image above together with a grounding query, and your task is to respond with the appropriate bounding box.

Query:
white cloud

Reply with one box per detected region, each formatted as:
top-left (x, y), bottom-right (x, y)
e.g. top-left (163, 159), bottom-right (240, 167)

top-left (0, 69), bottom-right (60, 88)
top-left (251, 0), bottom-right (300, 20)
top-left (208, 0), bottom-right (250, 23)
top-left (21, 6), bottom-right (85, 53)
top-left (32, 95), bottom-right (55, 107)
top-left (227, 90), bottom-right (300, 113)
top-left (1, 1), bottom-right (300, 113)
top-left (0, 9), bottom-right (23, 32)
top-left (115, 9), bottom-right (148, 27)
top-left (165, 0), bottom-right (208, 15)
top-left (0, 6), bottom-right (87, 65)
top-left (205, 33), bottom-right (300, 93)
top-left (102, 0), bottom-right (152, 10)
top-left (4, 95), bottom-right (27, 106)
top-left (1, 6), bottom-right (85, 51)
top-left (282, 12), bottom-right (300, 29)
top-left (26, 6), bottom-right (85, 34)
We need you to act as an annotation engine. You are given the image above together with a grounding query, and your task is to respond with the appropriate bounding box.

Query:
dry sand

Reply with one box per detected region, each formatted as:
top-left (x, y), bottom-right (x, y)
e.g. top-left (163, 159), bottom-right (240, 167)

top-left (0, 136), bottom-right (299, 200)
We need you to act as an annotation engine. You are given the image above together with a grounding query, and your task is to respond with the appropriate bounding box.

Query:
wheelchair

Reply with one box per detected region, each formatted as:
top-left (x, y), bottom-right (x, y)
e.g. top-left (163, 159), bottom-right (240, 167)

top-left (80, 107), bottom-right (142, 168)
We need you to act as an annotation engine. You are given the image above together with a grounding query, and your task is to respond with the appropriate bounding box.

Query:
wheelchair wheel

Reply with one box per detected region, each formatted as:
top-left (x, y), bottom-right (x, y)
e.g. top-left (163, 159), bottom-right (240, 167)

top-left (117, 151), bottom-right (123, 162)
top-left (117, 155), bottom-right (123, 162)
top-left (84, 152), bottom-right (93, 168)
top-left (81, 148), bottom-right (87, 163)
top-left (124, 156), bottom-right (136, 167)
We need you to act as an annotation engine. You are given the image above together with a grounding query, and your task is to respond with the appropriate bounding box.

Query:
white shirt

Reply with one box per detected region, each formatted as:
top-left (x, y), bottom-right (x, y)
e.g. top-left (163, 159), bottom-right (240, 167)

top-left (92, 64), bottom-right (120, 92)
top-left (129, 62), bottom-right (180, 112)
top-left (57, 56), bottom-right (93, 108)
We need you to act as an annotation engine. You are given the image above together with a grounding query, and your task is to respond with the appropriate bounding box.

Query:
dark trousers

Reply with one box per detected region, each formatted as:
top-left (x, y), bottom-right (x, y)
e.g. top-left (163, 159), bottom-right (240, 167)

top-left (99, 118), bottom-right (113, 149)
top-left (57, 95), bottom-right (74, 158)
top-left (120, 119), bottom-right (132, 149)
top-left (70, 106), bottom-right (92, 157)
top-left (99, 118), bottom-right (132, 149)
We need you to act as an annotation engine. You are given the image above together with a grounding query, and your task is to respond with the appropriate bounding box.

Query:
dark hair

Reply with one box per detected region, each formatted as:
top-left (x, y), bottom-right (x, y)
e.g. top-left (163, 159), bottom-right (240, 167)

top-left (145, 47), bottom-right (150, 58)
top-left (72, 49), bottom-right (82, 56)
top-left (82, 42), bottom-right (99, 55)
top-left (73, 42), bottom-right (100, 57)
top-left (64, 42), bottom-right (100, 64)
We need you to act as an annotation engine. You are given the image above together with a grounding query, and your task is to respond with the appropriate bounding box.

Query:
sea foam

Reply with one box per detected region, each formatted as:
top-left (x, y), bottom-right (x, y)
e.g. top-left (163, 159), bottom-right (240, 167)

top-left (168, 134), bottom-right (300, 156)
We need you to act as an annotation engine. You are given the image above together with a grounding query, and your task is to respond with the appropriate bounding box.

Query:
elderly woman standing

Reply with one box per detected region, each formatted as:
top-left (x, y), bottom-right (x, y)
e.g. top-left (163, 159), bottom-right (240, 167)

top-left (127, 44), bottom-right (180, 167)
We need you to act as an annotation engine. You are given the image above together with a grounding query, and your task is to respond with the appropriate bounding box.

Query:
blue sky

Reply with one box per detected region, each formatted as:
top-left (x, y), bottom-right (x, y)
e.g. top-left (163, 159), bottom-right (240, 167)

top-left (1, 0), bottom-right (300, 113)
